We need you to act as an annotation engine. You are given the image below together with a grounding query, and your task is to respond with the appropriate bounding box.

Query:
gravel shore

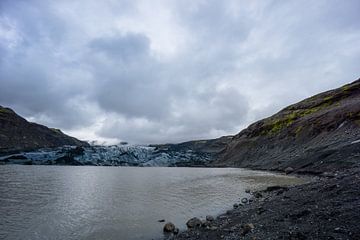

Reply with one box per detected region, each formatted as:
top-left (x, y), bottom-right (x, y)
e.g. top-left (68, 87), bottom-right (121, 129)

top-left (165, 166), bottom-right (360, 240)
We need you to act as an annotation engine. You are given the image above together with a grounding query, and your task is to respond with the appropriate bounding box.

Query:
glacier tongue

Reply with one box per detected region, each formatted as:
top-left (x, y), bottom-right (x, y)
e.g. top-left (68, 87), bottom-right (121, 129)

top-left (0, 144), bottom-right (213, 167)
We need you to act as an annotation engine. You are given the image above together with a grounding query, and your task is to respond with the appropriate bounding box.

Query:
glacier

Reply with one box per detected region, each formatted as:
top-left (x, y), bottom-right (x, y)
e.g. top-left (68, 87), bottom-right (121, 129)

top-left (0, 144), bottom-right (213, 167)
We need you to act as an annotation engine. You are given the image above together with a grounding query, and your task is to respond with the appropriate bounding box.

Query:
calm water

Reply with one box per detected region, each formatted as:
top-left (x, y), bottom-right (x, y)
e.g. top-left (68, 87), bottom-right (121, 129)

top-left (0, 166), bottom-right (305, 240)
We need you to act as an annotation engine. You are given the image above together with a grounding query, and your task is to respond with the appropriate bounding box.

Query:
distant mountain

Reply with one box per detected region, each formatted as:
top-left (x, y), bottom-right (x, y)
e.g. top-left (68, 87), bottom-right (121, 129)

top-left (0, 106), bottom-right (88, 155)
top-left (213, 78), bottom-right (360, 174)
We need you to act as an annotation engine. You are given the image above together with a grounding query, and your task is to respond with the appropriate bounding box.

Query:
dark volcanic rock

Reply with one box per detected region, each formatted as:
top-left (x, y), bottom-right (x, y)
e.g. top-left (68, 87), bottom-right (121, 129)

top-left (163, 222), bottom-right (176, 233)
top-left (213, 78), bottom-right (360, 174)
top-left (0, 106), bottom-right (88, 155)
top-left (186, 217), bottom-right (202, 228)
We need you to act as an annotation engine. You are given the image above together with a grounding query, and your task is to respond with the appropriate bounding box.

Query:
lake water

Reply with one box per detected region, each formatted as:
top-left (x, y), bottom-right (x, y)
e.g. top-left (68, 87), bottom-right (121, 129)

top-left (0, 166), bottom-right (305, 240)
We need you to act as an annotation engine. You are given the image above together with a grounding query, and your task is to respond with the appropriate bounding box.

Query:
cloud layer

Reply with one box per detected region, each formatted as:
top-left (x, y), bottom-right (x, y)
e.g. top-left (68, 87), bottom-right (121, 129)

top-left (1, 0), bottom-right (359, 144)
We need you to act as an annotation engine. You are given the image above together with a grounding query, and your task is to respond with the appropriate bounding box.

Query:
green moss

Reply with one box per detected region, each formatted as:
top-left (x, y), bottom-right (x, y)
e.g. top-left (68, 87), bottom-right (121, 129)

top-left (342, 85), bottom-right (350, 92)
top-left (264, 113), bottom-right (297, 135)
top-left (50, 128), bottom-right (62, 134)
top-left (295, 126), bottom-right (303, 136)
top-left (0, 108), bottom-right (13, 114)
top-left (261, 104), bottom-right (329, 136)
top-left (259, 88), bottom-right (354, 136)
top-left (323, 95), bottom-right (333, 101)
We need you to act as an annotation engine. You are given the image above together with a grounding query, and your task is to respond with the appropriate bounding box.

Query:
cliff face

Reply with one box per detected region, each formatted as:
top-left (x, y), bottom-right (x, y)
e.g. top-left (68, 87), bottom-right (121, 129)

top-left (214, 79), bottom-right (360, 173)
top-left (0, 106), bottom-right (88, 154)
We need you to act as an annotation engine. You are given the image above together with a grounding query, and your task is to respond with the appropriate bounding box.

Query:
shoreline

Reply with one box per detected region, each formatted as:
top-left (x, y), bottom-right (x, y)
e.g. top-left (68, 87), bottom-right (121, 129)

top-left (166, 166), bottom-right (360, 240)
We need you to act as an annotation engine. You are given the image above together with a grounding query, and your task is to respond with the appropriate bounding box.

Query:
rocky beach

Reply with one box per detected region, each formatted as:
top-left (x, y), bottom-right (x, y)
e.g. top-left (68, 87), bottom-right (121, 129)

top-left (163, 166), bottom-right (360, 240)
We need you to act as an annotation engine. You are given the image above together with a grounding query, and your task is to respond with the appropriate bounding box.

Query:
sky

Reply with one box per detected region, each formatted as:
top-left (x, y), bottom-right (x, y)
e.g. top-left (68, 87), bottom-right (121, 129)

top-left (0, 0), bottom-right (359, 144)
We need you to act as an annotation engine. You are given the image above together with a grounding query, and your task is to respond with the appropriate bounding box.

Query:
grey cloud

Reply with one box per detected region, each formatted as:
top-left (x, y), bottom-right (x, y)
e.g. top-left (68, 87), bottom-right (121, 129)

top-left (89, 33), bottom-right (150, 61)
top-left (0, 0), bottom-right (359, 143)
top-left (87, 33), bottom-right (172, 120)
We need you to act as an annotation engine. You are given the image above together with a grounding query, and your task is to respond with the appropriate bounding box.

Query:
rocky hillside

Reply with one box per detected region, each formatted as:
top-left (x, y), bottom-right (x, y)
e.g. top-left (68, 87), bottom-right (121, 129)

top-left (0, 106), bottom-right (88, 155)
top-left (213, 78), bottom-right (360, 174)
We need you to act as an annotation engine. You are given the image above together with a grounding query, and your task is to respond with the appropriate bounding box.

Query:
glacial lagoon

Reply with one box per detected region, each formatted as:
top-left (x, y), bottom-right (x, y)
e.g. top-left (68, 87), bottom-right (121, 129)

top-left (0, 166), bottom-right (305, 240)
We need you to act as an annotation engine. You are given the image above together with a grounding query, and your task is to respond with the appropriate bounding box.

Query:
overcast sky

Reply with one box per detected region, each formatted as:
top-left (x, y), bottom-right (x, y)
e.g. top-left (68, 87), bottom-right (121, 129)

top-left (0, 0), bottom-right (359, 144)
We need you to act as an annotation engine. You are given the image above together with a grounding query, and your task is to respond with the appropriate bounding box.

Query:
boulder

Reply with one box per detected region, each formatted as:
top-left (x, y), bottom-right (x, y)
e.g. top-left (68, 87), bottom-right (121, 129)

top-left (241, 197), bottom-right (248, 204)
top-left (201, 220), bottom-right (211, 227)
top-left (186, 217), bottom-right (202, 228)
top-left (241, 223), bottom-right (254, 236)
top-left (163, 222), bottom-right (176, 233)
top-left (206, 215), bottom-right (214, 222)
top-left (285, 167), bottom-right (294, 174)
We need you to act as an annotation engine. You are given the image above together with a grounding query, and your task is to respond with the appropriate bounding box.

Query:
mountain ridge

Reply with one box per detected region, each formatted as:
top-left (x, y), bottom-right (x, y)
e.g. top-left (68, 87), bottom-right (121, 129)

top-left (0, 106), bottom-right (89, 155)
top-left (212, 78), bottom-right (360, 173)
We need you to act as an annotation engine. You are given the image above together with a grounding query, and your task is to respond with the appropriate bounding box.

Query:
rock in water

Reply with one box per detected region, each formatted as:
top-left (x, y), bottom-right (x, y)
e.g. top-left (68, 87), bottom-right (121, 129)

top-left (241, 197), bottom-right (248, 204)
top-left (163, 222), bottom-right (176, 233)
top-left (186, 217), bottom-right (202, 228)
top-left (206, 215), bottom-right (214, 222)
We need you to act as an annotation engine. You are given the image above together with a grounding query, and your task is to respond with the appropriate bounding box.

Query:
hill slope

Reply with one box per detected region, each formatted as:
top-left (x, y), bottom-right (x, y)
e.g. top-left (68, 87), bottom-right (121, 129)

top-left (0, 106), bottom-right (88, 154)
top-left (213, 78), bottom-right (360, 174)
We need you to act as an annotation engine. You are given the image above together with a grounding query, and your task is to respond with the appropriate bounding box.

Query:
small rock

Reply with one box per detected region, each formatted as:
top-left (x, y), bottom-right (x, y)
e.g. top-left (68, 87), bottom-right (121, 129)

top-left (334, 227), bottom-right (345, 233)
top-left (210, 226), bottom-right (218, 231)
top-left (202, 220), bottom-right (211, 227)
top-left (163, 222), bottom-right (176, 233)
top-left (285, 167), bottom-right (294, 174)
top-left (241, 198), bottom-right (248, 204)
top-left (233, 203), bottom-right (239, 209)
top-left (158, 219), bottom-right (165, 222)
top-left (241, 223), bottom-right (254, 236)
top-left (173, 228), bottom-right (179, 235)
top-left (206, 215), bottom-right (214, 222)
top-left (257, 207), bottom-right (266, 215)
top-left (245, 188), bottom-right (251, 193)
top-left (186, 217), bottom-right (202, 228)
top-left (254, 192), bottom-right (263, 198)
top-left (322, 172), bottom-right (335, 178)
